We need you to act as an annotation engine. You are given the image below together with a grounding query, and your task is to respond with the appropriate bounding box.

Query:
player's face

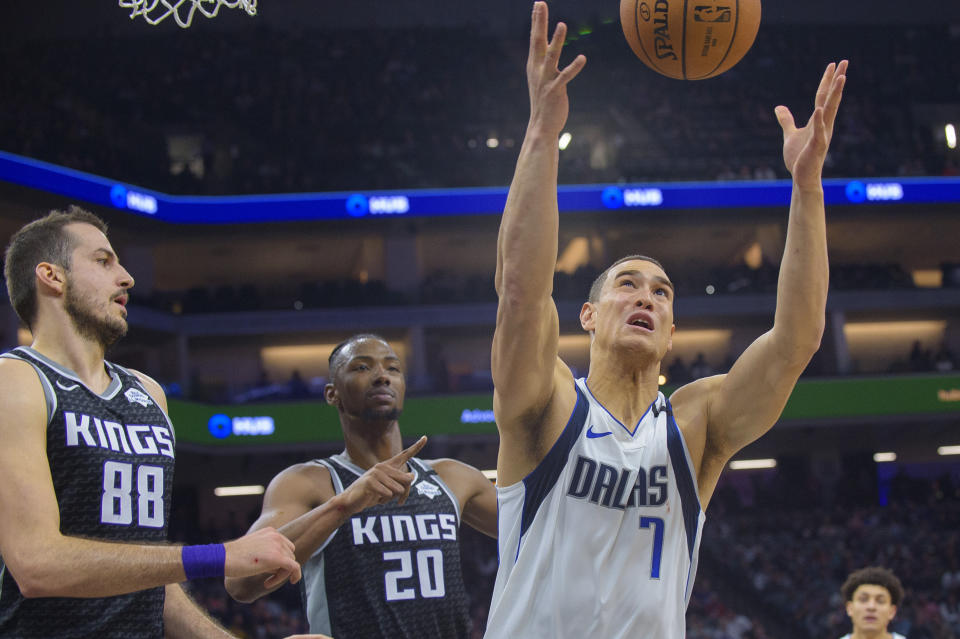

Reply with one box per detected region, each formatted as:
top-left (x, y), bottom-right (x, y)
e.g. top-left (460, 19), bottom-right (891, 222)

top-left (330, 339), bottom-right (406, 423)
top-left (62, 223), bottom-right (134, 349)
top-left (845, 584), bottom-right (897, 633)
top-left (582, 259), bottom-right (675, 361)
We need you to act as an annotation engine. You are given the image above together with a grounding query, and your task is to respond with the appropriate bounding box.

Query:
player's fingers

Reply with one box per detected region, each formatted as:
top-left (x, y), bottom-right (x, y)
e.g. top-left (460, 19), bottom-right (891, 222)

top-left (822, 64), bottom-right (847, 131)
top-left (370, 480), bottom-right (395, 500)
top-left (810, 106), bottom-right (827, 148)
top-left (774, 106), bottom-right (796, 137)
top-left (373, 475), bottom-right (407, 500)
top-left (398, 482), bottom-right (413, 506)
top-left (263, 567), bottom-right (293, 590)
top-left (813, 61), bottom-right (836, 109)
top-left (393, 435), bottom-right (427, 465)
top-left (557, 54), bottom-right (587, 85)
top-left (287, 560), bottom-right (302, 584)
top-left (529, 1), bottom-right (548, 59)
top-left (545, 22), bottom-right (567, 68)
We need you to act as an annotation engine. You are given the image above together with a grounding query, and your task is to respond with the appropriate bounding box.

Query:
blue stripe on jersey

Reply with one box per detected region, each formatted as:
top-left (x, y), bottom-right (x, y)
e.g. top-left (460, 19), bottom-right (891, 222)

top-left (519, 383), bottom-right (590, 544)
top-left (664, 401), bottom-right (700, 562)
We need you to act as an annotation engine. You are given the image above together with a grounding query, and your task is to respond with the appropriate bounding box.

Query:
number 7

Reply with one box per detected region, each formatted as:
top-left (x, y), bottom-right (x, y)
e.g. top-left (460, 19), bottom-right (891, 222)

top-left (639, 516), bottom-right (664, 579)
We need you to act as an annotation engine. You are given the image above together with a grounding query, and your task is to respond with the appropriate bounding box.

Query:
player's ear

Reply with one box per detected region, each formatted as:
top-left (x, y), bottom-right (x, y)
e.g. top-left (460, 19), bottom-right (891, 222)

top-left (323, 383), bottom-right (339, 407)
top-left (35, 261), bottom-right (66, 294)
top-left (579, 302), bottom-right (596, 332)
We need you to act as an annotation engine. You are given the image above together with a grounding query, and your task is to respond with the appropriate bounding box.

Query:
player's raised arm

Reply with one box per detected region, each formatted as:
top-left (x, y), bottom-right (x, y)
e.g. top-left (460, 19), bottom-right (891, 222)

top-left (492, 2), bottom-right (585, 480)
top-left (672, 61), bottom-right (848, 504)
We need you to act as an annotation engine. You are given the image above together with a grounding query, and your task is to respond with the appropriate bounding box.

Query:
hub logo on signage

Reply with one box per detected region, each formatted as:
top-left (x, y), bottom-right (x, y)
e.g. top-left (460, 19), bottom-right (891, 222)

top-left (208, 414), bottom-right (276, 439)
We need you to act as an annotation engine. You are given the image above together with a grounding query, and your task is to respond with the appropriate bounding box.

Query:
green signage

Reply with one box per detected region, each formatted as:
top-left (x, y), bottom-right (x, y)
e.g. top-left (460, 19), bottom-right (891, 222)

top-left (168, 374), bottom-right (960, 447)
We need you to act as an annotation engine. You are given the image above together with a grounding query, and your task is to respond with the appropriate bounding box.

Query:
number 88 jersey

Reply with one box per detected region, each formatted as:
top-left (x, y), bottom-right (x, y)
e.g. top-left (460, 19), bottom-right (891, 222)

top-left (0, 346), bottom-right (175, 638)
top-left (302, 454), bottom-right (470, 639)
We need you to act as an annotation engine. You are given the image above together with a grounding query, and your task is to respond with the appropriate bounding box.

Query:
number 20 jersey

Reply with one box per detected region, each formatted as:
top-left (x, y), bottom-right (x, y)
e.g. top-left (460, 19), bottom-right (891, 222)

top-left (0, 346), bottom-right (175, 638)
top-left (301, 454), bottom-right (469, 639)
top-left (485, 379), bottom-right (706, 639)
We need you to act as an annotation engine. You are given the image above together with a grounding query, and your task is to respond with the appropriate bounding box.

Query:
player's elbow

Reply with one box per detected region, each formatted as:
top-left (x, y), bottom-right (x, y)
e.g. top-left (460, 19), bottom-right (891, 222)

top-left (8, 559), bottom-right (61, 598)
top-left (775, 319), bottom-right (824, 365)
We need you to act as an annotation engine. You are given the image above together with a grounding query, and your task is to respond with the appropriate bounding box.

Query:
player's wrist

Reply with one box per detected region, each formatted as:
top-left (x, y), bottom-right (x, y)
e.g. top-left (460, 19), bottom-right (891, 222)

top-left (330, 490), bottom-right (364, 518)
top-left (181, 543), bottom-right (226, 580)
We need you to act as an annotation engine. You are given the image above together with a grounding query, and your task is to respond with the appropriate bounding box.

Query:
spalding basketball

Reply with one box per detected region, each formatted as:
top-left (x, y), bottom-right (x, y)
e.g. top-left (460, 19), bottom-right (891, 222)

top-left (620, 0), bottom-right (761, 80)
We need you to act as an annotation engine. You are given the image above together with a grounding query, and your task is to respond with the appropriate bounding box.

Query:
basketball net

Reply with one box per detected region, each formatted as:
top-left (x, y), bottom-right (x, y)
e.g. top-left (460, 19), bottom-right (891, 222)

top-left (118, 0), bottom-right (257, 28)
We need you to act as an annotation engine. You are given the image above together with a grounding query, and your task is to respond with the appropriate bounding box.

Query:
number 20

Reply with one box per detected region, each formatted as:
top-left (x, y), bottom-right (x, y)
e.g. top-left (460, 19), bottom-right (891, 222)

top-left (383, 549), bottom-right (445, 601)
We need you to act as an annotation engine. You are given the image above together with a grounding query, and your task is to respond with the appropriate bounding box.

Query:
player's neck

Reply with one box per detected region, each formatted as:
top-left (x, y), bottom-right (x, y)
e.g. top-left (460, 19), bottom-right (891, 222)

top-left (341, 421), bottom-right (405, 469)
top-left (852, 629), bottom-right (892, 639)
top-left (29, 323), bottom-right (110, 391)
top-left (585, 358), bottom-right (661, 426)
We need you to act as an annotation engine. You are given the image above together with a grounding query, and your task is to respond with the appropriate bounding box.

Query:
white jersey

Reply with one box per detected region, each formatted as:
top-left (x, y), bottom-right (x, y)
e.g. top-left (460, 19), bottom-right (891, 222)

top-left (839, 634), bottom-right (906, 639)
top-left (485, 379), bottom-right (706, 639)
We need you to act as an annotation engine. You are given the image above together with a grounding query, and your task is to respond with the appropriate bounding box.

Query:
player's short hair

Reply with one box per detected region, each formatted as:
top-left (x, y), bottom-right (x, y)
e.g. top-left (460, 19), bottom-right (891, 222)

top-left (4, 206), bottom-right (108, 329)
top-left (841, 566), bottom-right (905, 606)
top-left (588, 254), bottom-right (667, 303)
top-left (328, 333), bottom-right (390, 382)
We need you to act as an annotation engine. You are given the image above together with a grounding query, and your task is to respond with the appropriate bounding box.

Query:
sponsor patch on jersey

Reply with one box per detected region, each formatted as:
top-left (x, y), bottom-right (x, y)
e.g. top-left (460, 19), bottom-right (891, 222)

top-left (125, 387), bottom-right (153, 407)
top-left (415, 480), bottom-right (442, 500)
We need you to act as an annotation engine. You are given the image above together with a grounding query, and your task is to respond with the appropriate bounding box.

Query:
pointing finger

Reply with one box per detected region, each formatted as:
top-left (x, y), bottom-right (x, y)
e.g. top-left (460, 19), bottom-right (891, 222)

top-left (392, 435), bottom-right (427, 465)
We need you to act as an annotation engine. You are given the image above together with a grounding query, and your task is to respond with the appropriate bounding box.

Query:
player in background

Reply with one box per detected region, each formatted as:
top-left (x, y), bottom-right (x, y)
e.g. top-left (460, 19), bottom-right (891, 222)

top-left (839, 567), bottom-right (907, 639)
top-left (226, 334), bottom-right (497, 639)
top-left (0, 207), bottom-right (308, 638)
top-left (485, 3), bottom-right (847, 637)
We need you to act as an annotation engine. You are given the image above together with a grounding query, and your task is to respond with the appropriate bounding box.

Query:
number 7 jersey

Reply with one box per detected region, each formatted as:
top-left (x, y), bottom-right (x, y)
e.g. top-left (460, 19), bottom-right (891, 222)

top-left (485, 379), bottom-right (705, 639)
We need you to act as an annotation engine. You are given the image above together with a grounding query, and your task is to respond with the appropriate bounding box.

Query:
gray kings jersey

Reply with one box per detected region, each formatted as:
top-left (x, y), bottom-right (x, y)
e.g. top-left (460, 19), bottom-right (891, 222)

top-left (0, 347), bottom-right (176, 638)
top-left (302, 454), bottom-right (470, 639)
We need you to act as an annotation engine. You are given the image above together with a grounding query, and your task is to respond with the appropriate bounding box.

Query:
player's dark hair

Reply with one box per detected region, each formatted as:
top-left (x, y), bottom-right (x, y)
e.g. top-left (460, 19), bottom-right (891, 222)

top-left (4, 206), bottom-right (108, 329)
top-left (328, 333), bottom-right (390, 382)
top-left (841, 566), bottom-right (905, 606)
top-left (587, 254), bottom-right (668, 303)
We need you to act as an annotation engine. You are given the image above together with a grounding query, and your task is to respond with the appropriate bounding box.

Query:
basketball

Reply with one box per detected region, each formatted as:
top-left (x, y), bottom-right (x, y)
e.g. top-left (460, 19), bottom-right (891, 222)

top-left (620, 0), bottom-right (761, 80)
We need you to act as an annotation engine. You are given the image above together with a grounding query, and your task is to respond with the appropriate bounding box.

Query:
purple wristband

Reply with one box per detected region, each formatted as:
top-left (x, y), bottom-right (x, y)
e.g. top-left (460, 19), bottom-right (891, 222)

top-left (181, 543), bottom-right (226, 580)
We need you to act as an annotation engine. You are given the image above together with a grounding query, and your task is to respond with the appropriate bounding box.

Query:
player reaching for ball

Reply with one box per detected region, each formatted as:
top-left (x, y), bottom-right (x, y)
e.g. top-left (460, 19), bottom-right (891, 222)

top-left (483, 3), bottom-right (847, 638)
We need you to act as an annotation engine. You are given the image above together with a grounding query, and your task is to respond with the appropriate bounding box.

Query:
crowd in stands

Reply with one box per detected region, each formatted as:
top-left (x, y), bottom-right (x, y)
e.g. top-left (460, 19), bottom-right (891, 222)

top-left (2, 22), bottom-right (958, 194)
top-left (703, 466), bottom-right (960, 639)
top-left (137, 259), bottom-right (948, 317)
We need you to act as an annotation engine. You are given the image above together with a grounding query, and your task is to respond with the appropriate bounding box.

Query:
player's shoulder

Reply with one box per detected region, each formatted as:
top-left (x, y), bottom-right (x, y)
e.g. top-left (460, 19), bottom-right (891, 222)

top-left (668, 374), bottom-right (726, 420)
top-left (265, 460), bottom-right (335, 507)
top-left (121, 366), bottom-right (169, 411)
top-left (423, 457), bottom-right (478, 476)
top-left (0, 353), bottom-right (46, 395)
top-left (424, 458), bottom-right (490, 495)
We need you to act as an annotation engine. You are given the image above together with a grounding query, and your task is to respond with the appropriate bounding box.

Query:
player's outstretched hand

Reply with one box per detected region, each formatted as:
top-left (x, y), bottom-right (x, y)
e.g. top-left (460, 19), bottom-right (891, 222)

top-left (340, 436), bottom-right (428, 514)
top-left (223, 526), bottom-right (301, 589)
top-left (526, 1), bottom-right (586, 137)
top-left (775, 60), bottom-right (847, 191)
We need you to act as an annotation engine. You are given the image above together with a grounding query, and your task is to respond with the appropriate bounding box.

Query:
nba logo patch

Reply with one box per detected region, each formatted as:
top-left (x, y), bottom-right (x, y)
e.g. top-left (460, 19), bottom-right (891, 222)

top-left (125, 387), bottom-right (153, 407)
top-left (416, 481), bottom-right (441, 500)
